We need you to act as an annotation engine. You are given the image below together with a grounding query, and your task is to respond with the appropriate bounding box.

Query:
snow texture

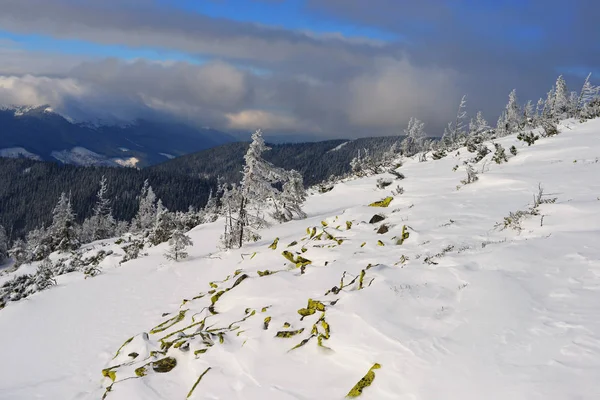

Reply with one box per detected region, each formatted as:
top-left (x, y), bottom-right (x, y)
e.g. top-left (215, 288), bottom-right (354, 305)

top-left (0, 147), bottom-right (42, 161)
top-left (1, 120), bottom-right (600, 400)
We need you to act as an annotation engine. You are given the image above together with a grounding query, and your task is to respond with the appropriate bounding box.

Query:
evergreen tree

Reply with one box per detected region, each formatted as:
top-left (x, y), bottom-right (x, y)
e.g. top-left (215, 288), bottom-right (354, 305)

top-left (25, 226), bottom-right (51, 261)
top-left (442, 95), bottom-right (468, 149)
top-left (0, 225), bottom-right (8, 265)
top-left (48, 193), bottom-right (80, 252)
top-left (505, 89), bottom-right (523, 133)
top-left (468, 111), bottom-right (489, 144)
top-left (578, 73), bottom-right (599, 119)
top-left (274, 170), bottom-right (307, 222)
top-left (164, 229), bottom-right (193, 262)
top-left (35, 259), bottom-right (56, 290)
top-left (91, 176), bottom-right (116, 240)
top-left (553, 75), bottom-right (569, 119)
top-left (523, 100), bottom-right (534, 127)
top-left (148, 200), bottom-right (176, 246)
top-left (133, 180), bottom-right (157, 234)
top-left (8, 238), bottom-right (27, 267)
top-left (401, 117), bottom-right (426, 156)
top-left (543, 86), bottom-right (556, 120)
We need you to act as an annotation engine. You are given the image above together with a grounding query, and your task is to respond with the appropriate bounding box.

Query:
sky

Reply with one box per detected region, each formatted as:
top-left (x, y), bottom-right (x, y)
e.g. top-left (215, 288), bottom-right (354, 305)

top-left (0, 0), bottom-right (598, 138)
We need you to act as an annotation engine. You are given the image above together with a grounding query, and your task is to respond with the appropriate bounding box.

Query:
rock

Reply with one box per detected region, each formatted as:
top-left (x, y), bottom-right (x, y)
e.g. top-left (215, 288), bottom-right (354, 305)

top-left (369, 214), bottom-right (386, 224)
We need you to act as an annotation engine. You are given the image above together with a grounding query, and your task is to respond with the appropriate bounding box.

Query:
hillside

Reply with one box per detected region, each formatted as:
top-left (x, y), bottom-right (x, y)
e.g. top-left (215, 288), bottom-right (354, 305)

top-left (1, 119), bottom-right (599, 399)
top-left (0, 106), bottom-right (235, 167)
top-left (150, 136), bottom-right (402, 186)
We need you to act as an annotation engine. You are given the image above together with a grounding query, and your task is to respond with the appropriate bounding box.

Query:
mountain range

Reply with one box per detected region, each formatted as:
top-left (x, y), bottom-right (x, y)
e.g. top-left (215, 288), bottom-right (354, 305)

top-left (0, 105), bottom-right (237, 167)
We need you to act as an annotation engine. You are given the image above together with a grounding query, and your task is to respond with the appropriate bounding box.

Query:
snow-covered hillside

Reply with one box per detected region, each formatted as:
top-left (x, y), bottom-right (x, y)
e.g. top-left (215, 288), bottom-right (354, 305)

top-left (1, 120), bottom-right (600, 400)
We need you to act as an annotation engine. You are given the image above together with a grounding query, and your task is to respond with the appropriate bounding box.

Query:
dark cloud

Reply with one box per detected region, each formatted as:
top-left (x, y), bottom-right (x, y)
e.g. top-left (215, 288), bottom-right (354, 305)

top-left (0, 0), bottom-right (597, 137)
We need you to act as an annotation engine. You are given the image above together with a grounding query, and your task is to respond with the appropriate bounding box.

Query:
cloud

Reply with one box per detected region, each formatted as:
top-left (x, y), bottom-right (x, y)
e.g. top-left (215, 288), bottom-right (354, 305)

top-left (0, 0), bottom-right (596, 137)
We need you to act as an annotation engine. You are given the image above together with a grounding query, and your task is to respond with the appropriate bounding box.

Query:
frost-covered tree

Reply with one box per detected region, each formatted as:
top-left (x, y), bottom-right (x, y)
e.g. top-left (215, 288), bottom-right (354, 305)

top-left (504, 89), bottom-right (523, 133)
top-left (221, 129), bottom-right (305, 249)
top-left (8, 238), bottom-right (27, 267)
top-left (132, 180), bottom-right (157, 234)
top-left (164, 229), bottom-right (193, 262)
top-left (543, 87), bottom-right (556, 121)
top-left (25, 227), bottom-right (51, 261)
top-left (401, 117), bottom-right (426, 156)
top-left (274, 170), bottom-right (307, 222)
top-left (48, 193), bottom-right (80, 252)
top-left (0, 225), bottom-right (8, 264)
top-left (203, 188), bottom-right (220, 223)
top-left (553, 75), bottom-right (569, 119)
top-left (578, 73), bottom-right (599, 120)
top-left (495, 111), bottom-right (508, 138)
top-left (523, 100), bottom-right (534, 127)
top-left (467, 111), bottom-right (489, 148)
top-left (35, 259), bottom-right (56, 290)
top-left (91, 176), bottom-right (116, 240)
top-left (442, 95), bottom-right (468, 149)
top-left (148, 200), bottom-right (175, 246)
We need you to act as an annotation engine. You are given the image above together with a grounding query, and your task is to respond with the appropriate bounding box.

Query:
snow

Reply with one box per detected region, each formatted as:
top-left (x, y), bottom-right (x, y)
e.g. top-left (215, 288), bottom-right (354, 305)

top-left (328, 141), bottom-right (350, 152)
top-left (159, 152), bottom-right (176, 159)
top-left (1, 120), bottom-right (600, 399)
top-left (112, 157), bottom-right (140, 168)
top-left (0, 147), bottom-right (42, 161)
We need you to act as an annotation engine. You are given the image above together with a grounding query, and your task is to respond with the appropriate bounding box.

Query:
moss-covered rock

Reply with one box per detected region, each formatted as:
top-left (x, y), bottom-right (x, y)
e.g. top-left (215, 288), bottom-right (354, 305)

top-left (369, 197), bottom-right (393, 207)
top-left (152, 357), bottom-right (177, 373)
top-left (346, 363), bottom-right (381, 398)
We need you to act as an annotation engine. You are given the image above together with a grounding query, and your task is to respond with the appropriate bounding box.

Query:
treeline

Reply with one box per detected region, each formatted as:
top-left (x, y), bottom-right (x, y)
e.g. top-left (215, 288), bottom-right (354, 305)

top-left (0, 158), bottom-right (215, 239)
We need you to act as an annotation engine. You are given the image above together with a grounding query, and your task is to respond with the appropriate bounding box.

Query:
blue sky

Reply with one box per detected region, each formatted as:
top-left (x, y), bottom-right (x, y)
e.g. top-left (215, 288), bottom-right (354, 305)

top-left (0, 0), bottom-right (597, 136)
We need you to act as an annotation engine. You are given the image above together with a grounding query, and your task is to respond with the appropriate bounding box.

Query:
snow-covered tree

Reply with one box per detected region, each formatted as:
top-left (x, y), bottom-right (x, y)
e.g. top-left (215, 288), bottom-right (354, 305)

top-left (221, 129), bottom-right (306, 249)
top-left (35, 259), bottom-right (56, 290)
top-left (0, 225), bottom-right (8, 264)
top-left (8, 238), bottom-right (27, 267)
top-left (164, 229), bottom-right (193, 262)
top-left (523, 100), bottom-right (534, 127)
top-left (543, 87), bottom-right (556, 121)
top-left (91, 176), bottom-right (116, 240)
top-left (148, 200), bottom-right (175, 246)
top-left (495, 111), bottom-right (508, 138)
top-left (553, 75), bottom-right (569, 119)
top-left (504, 89), bottom-right (523, 133)
top-left (48, 193), bottom-right (79, 252)
top-left (468, 111), bottom-right (490, 145)
top-left (274, 170), bottom-right (307, 222)
top-left (442, 95), bottom-right (468, 149)
top-left (401, 117), bottom-right (426, 157)
top-left (578, 73), bottom-right (599, 120)
top-left (132, 180), bottom-right (157, 234)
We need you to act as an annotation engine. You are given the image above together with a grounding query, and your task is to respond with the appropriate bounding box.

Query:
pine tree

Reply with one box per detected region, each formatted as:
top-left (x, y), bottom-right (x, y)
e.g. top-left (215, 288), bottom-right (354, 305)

top-left (133, 180), bottom-right (157, 234)
top-left (523, 100), bottom-right (534, 127)
top-left (148, 200), bottom-right (175, 246)
top-left (274, 170), bottom-right (307, 222)
top-left (35, 258), bottom-right (56, 290)
top-left (578, 73), bottom-right (599, 120)
top-left (48, 193), bottom-right (80, 252)
top-left (165, 230), bottom-right (193, 261)
top-left (468, 111), bottom-right (489, 145)
top-left (543, 86), bottom-right (556, 120)
top-left (505, 89), bottom-right (523, 133)
top-left (553, 75), bottom-right (569, 119)
top-left (91, 176), bottom-right (116, 240)
top-left (443, 95), bottom-right (468, 149)
top-left (8, 238), bottom-right (27, 267)
top-left (0, 225), bottom-right (8, 264)
top-left (401, 117), bottom-right (426, 156)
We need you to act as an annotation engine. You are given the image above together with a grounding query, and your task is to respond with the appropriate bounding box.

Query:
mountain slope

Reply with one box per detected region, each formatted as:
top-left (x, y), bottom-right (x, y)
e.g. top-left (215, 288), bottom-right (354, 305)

top-left (1, 119), bottom-right (599, 399)
top-left (149, 136), bottom-right (401, 186)
top-left (0, 106), bottom-right (236, 167)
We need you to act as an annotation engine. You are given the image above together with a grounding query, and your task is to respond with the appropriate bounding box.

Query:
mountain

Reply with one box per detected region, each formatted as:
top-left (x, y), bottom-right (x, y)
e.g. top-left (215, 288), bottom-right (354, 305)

top-left (1, 118), bottom-right (599, 399)
top-left (0, 135), bottom-right (401, 238)
top-left (0, 106), bottom-right (237, 167)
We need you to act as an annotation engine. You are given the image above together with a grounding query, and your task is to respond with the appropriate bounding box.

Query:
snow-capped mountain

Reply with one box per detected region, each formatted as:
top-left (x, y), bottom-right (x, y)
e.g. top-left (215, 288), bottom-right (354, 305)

top-left (1, 119), bottom-right (599, 399)
top-left (0, 105), bottom-right (236, 167)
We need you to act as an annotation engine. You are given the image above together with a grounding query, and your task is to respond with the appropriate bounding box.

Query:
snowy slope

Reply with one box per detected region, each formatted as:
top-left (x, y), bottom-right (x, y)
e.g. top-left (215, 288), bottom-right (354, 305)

top-left (1, 120), bottom-right (600, 400)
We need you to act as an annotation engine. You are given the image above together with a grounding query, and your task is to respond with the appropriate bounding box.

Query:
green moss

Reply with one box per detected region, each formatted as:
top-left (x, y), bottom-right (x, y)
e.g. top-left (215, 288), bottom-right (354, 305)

top-left (257, 270), bottom-right (273, 277)
top-left (282, 251), bottom-right (312, 268)
top-left (288, 241), bottom-right (298, 247)
top-left (289, 335), bottom-right (315, 352)
top-left (102, 368), bottom-right (117, 382)
top-left (112, 336), bottom-right (134, 359)
top-left (194, 349), bottom-right (207, 356)
top-left (396, 225), bottom-right (410, 245)
top-left (346, 221), bottom-right (353, 230)
top-left (361, 242), bottom-right (366, 248)
top-left (358, 270), bottom-right (366, 290)
top-left (134, 366), bottom-right (147, 377)
top-left (321, 220), bottom-right (328, 227)
top-left (264, 316), bottom-right (272, 330)
top-left (187, 367), bottom-right (211, 398)
top-left (275, 328), bottom-right (305, 338)
top-left (268, 238), bottom-right (279, 250)
top-left (377, 240), bottom-right (385, 247)
top-left (152, 357), bottom-right (177, 373)
top-left (210, 291), bottom-right (225, 305)
top-left (346, 363), bottom-right (382, 398)
top-left (283, 322), bottom-right (291, 328)
top-left (369, 197), bottom-right (393, 207)
top-left (150, 310), bottom-right (187, 334)
top-left (229, 274), bottom-right (249, 290)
